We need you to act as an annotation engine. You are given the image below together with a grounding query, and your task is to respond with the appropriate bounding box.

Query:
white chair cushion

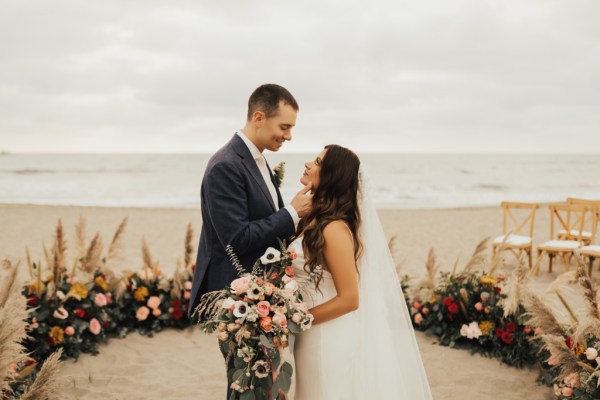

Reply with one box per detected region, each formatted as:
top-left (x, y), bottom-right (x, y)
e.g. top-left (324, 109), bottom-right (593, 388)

top-left (493, 235), bottom-right (532, 246)
top-left (538, 240), bottom-right (581, 250)
top-left (580, 245), bottom-right (600, 255)
top-left (558, 229), bottom-right (592, 238)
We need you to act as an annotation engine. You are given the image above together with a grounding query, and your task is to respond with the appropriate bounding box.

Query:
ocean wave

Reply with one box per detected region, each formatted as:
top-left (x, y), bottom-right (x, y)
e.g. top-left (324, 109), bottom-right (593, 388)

top-left (474, 184), bottom-right (509, 191)
top-left (0, 168), bottom-right (149, 175)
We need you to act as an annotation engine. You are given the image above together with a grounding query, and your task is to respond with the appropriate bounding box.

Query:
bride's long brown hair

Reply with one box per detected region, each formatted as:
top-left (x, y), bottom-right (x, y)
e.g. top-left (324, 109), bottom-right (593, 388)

top-left (296, 144), bottom-right (362, 291)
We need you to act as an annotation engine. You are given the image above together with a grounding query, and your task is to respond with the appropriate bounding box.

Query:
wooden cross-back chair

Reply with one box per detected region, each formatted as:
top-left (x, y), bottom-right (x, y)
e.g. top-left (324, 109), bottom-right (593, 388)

top-left (560, 198), bottom-right (600, 244)
top-left (579, 206), bottom-right (600, 277)
top-left (492, 202), bottom-right (539, 269)
top-left (534, 203), bottom-right (588, 275)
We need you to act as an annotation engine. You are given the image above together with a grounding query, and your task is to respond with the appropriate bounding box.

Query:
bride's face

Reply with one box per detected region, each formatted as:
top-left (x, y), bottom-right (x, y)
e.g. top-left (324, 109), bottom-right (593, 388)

top-left (300, 149), bottom-right (327, 189)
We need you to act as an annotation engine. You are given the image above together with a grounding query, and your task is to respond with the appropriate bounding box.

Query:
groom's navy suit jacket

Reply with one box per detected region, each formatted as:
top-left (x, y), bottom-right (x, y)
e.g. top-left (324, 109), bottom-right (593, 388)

top-left (188, 134), bottom-right (296, 317)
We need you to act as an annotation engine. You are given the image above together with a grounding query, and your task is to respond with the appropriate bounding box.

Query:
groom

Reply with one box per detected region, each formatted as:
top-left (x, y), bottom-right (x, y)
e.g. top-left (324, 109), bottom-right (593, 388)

top-left (189, 83), bottom-right (312, 320)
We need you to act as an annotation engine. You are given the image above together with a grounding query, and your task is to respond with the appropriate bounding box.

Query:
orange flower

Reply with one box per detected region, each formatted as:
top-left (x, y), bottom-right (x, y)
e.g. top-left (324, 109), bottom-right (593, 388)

top-left (134, 286), bottom-right (149, 301)
top-left (260, 317), bottom-right (273, 333)
top-left (68, 283), bottom-right (89, 300)
top-left (48, 326), bottom-right (64, 345)
top-left (95, 276), bottom-right (109, 292)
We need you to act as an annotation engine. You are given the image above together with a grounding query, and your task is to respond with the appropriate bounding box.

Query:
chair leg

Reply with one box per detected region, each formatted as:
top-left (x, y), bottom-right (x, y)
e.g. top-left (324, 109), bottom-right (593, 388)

top-left (563, 254), bottom-right (571, 272)
top-left (589, 257), bottom-right (595, 277)
top-left (548, 254), bottom-right (554, 273)
top-left (527, 248), bottom-right (532, 270)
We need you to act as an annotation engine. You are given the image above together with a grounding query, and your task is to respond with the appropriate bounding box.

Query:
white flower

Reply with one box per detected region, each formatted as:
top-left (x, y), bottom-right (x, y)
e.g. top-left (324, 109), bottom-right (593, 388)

top-left (281, 275), bottom-right (292, 284)
top-left (252, 360), bottom-right (271, 378)
top-left (585, 347), bottom-right (598, 360)
top-left (222, 298), bottom-right (235, 309)
top-left (233, 301), bottom-right (249, 318)
top-left (56, 290), bottom-right (66, 300)
top-left (237, 346), bottom-right (255, 362)
top-left (247, 283), bottom-right (265, 300)
top-left (245, 308), bottom-right (259, 322)
top-left (284, 279), bottom-right (299, 294)
top-left (301, 314), bottom-right (314, 331)
top-left (460, 321), bottom-right (482, 340)
top-left (260, 248), bottom-right (281, 264)
top-left (292, 313), bottom-right (302, 324)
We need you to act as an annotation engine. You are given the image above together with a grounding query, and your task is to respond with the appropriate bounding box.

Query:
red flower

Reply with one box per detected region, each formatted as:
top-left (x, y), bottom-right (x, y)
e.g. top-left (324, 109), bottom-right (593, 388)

top-left (442, 297), bottom-right (453, 307)
top-left (171, 308), bottom-right (184, 321)
top-left (495, 328), bottom-right (504, 338)
top-left (505, 322), bottom-right (518, 333)
top-left (102, 320), bottom-right (110, 329)
top-left (172, 299), bottom-right (182, 309)
top-left (447, 303), bottom-right (459, 315)
top-left (565, 337), bottom-right (574, 349)
top-left (27, 295), bottom-right (38, 307)
top-left (494, 287), bottom-right (502, 294)
top-left (74, 308), bottom-right (86, 318)
top-left (501, 331), bottom-right (512, 344)
top-left (24, 359), bottom-right (37, 367)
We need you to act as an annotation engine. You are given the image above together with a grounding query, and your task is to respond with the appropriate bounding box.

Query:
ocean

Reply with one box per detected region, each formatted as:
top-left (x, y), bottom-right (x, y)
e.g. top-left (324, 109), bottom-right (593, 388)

top-left (0, 153), bottom-right (598, 209)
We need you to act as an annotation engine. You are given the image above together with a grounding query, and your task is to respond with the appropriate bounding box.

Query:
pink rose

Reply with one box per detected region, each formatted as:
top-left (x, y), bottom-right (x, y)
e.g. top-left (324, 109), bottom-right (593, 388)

top-left (272, 312), bottom-right (287, 327)
top-left (65, 326), bottom-right (75, 336)
top-left (106, 293), bottom-right (113, 304)
top-left (89, 318), bottom-right (101, 335)
top-left (422, 307), bottom-right (429, 315)
top-left (183, 291), bottom-right (191, 300)
top-left (152, 308), bottom-right (162, 317)
top-left (147, 296), bottom-right (161, 310)
top-left (184, 281), bottom-right (192, 291)
top-left (561, 387), bottom-right (574, 397)
top-left (413, 301), bottom-right (422, 310)
top-left (136, 306), bottom-right (150, 321)
top-left (53, 307), bottom-right (68, 320)
top-left (414, 313), bottom-right (423, 324)
top-left (256, 301), bottom-right (271, 318)
top-left (474, 302), bottom-right (483, 311)
top-left (285, 266), bottom-right (295, 276)
top-left (230, 276), bottom-right (251, 295)
top-left (94, 293), bottom-right (108, 307)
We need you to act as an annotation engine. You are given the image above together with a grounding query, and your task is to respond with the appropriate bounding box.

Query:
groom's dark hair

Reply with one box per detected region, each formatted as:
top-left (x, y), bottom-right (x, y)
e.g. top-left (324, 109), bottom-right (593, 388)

top-left (247, 84), bottom-right (299, 120)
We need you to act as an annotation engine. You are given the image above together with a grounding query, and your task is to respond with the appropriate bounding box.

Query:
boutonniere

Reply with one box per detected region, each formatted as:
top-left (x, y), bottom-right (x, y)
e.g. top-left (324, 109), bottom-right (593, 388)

top-left (273, 162), bottom-right (285, 188)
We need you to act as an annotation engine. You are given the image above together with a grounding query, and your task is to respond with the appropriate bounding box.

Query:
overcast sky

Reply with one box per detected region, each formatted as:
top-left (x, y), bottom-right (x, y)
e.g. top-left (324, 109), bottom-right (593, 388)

top-left (1, 0), bottom-right (599, 153)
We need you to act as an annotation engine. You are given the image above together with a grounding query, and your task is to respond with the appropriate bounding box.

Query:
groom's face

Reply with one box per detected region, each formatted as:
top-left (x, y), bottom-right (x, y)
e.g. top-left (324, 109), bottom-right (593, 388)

top-left (256, 101), bottom-right (297, 152)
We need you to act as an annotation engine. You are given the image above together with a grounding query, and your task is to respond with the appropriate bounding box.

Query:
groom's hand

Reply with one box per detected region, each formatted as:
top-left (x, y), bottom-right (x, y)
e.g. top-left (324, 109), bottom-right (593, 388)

top-left (291, 182), bottom-right (313, 218)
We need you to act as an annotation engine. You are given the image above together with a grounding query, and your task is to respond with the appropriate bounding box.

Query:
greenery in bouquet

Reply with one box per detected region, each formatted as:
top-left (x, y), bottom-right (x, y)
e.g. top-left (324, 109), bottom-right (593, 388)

top-left (197, 240), bottom-right (315, 400)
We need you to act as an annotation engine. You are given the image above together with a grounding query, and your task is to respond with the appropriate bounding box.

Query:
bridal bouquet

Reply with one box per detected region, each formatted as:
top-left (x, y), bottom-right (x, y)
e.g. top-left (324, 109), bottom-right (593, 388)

top-left (196, 240), bottom-right (315, 400)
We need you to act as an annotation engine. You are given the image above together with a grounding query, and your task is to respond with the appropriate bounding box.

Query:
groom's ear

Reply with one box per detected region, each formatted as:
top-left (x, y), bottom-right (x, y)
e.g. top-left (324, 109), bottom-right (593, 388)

top-left (252, 110), bottom-right (266, 126)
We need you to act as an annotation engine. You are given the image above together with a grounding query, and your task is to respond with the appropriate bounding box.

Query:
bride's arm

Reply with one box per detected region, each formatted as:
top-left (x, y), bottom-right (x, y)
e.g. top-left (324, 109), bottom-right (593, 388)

top-left (307, 221), bottom-right (359, 326)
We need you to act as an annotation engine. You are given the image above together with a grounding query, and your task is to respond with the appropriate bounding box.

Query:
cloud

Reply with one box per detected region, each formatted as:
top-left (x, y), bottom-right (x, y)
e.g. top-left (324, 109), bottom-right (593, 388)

top-left (0, 0), bottom-right (599, 153)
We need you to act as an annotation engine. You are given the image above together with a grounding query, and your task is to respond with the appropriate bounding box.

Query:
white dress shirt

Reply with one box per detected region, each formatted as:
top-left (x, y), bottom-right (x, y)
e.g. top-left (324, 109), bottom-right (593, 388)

top-left (236, 131), bottom-right (300, 224)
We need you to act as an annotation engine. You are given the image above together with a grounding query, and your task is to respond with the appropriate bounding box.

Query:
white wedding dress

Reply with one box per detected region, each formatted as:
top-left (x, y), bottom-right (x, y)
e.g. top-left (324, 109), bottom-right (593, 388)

top-left (286, 169), bottom-right (433, 400)
top-left (289, 236), bottom-right (360, 400)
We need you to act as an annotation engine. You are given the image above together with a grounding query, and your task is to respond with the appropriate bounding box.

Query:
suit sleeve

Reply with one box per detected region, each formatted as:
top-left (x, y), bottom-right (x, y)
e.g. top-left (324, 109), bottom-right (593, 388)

top-left (203, 161), bottom-right (295, 256)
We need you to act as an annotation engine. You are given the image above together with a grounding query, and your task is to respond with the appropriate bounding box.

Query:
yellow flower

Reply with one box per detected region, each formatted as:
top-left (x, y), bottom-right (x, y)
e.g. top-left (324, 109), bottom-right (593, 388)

top-left (95, 276), bottom-right (109, 292)
top-left (28, 281), bottom-right (46, 295)
top-left (479, 321), bottom-right (496, 335)
top-left (68, 283), bottom-right (89, 300)
top-left (134, 286), bottom-right (149, 301)
top-left (576, 343), bottom-right (586, 357)
top-left (429, 294), bottom-right (440, 304)
top-left (480, 275), bottom-right (497, 286)
top-left (48, 326), bottom-right (64, 345)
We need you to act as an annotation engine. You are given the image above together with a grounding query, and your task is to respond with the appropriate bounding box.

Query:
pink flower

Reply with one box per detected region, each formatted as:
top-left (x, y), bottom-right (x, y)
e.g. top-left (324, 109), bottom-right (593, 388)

top-left (184, 281), bottom-right (192, 291)
top-left (65, 326), bottom-right (75, 336)
top-left (94, 293), bottom-right (107, 307)
top-left (564, 372), bottom-right (580, 388)
top-left (413, 301), bottom-right (422, 310)
top-left (272, 312), bottom-right (287, 327)
top-left (183, 291), bottom-right (191, 300)
top-left (285, 266), bottom-right (295, 276)
top-left (474, 302), bottom-right (483, 311)
top-left (561, 387), bottom-right (574, 397)
top-left (53, 307), bottom-right (69, 320)
top-left (414, 313), bottom-right (423, 324)
top-left (260, 317), bottom-right (273, 333)
top-left (585, 347), bottom-right (598, 360)
top-left (89, 318), bottom-right (101, 335)
top-left (230, 276), bottom-right (251, 295)
top-left (264, 282), bottom-right (275, 296)
top-left (256, 301), bottom-right (271, 318)
top-left (292, 313), bottom-right (302, 324)
top-left (422, 307), bottom-right (429, 315)
top-left (152, 308), bottom-right (162, 317)
top-left (147, 296), bottom-right (161, 310)
top-left (136, 306), bottom-right (150, 321)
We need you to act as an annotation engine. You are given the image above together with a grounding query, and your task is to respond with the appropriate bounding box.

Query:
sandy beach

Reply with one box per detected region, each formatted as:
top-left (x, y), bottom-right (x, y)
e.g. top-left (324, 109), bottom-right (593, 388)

top-left (3, 203), bottom-right (592, 399)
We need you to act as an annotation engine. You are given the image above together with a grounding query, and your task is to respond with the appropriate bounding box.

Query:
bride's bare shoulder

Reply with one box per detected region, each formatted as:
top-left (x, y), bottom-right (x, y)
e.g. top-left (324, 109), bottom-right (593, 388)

top-left (322, 220), bottom-right (353, 243)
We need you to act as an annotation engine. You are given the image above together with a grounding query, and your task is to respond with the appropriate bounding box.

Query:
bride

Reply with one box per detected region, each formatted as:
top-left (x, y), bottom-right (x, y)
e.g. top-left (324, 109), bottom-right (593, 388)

top-left (287, 144), bottom-right (432, 399)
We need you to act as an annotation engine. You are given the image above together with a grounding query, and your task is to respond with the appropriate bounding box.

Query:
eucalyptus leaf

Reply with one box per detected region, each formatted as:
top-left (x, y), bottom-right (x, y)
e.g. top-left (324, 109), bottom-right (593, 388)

top-left (260, 335), bottom-right (274, 349)
top-left (280, 361), bottom-right (293, 376)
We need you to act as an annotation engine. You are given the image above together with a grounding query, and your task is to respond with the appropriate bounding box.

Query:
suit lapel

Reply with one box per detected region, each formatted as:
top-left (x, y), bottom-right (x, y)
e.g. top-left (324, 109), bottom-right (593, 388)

top-left (230, 134), bottom-right (276, 212)
top-left (265, 159), bottom-right (284, 209)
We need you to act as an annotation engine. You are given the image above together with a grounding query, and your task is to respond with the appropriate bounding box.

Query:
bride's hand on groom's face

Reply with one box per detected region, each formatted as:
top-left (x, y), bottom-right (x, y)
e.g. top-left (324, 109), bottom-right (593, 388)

top-left (291, 182), bottom-right (313, 218)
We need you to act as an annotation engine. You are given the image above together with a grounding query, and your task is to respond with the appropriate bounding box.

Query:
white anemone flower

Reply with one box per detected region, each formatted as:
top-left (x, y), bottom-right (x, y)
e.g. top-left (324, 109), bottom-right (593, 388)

top-left (260, 247), bottom-right (281, 264)
top-left (252, 360), bottom-right (271, 378)
top-left (233, 300), bottom-right (249, 318)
